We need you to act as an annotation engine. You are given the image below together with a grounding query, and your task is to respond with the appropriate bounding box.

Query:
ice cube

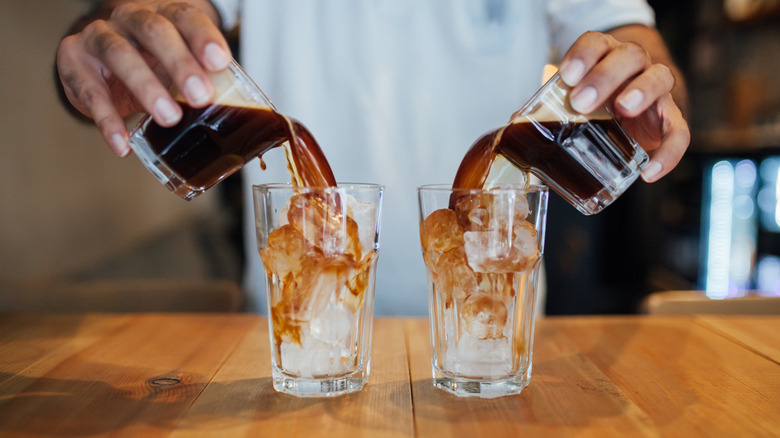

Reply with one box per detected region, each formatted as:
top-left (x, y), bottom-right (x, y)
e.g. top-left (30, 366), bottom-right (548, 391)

top-left (459, 293), bottom-right (508, 340)
top-left (346, 194), bottom-right (378, 257)
top-left (270, 302), bottom-right (303, 345)
top-left (447, 332), bottom-right (512, 378)
top-left (463, 219), bottom-right (539, 273)
top-left (512, 220), bottom-right (539, 266)
top-left (476, 272), bottom-right (516, 298)
top-left (310, 299), bottom-right (355, 346)
top-left (268, 249), bottom-right (356, 326)
top-left (463, 229), bottom-right (513, 273)
top-left (452, 193), bottom-right (491, 231)
top-left (279, 329), bottom-right (352, 377)
top-left (286, 193), bottom-right (362, 261)
top-left (483, 154), bottom-right (530, 190)
top-left (453, 190), bottom-right (530, 232)
top-left (342, 252), bottom-right (376, 312)
top-left (291, 253), bottom-right (356, 321)
top-left (433, 247), bottom-right (478, 307)
top-left (421, 208), bottom-right (465, 257)
top-left (260, 224), bottom-right (308, 279)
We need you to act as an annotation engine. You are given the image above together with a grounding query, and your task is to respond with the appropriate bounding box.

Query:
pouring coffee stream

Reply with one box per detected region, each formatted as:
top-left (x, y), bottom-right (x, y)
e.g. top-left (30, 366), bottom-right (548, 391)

top-left (129, 63), bottom-right (644, 215)
top-left (452, 72), bottom-right (647, 215)
top-left (129, 60), bottom-right (337, 200)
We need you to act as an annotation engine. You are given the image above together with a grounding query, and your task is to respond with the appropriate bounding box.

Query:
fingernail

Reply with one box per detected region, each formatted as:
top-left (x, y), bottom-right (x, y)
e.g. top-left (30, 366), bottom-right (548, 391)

top-left (559, 59), bottom-right (585, 86)
top-left (110, 133), bottom-right (129, 157)
top-left (154, 97), bottom-right (181, 125)
top-left (185, 75), bottom-right (210, 106)
top-left (570, 86), bottom-right (597, 114)
top-left (641, 160), bottom-right (663, 182)
top-left (204, 42), bottom-right (230, 70)
top-left (618, 89), bottom-right (644, 113)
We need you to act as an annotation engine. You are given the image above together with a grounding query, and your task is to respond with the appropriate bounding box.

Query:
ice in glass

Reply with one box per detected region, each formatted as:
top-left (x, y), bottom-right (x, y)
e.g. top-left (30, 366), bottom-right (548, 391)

top-left (254, 183), bottom-right (383, 397)
top-left (418, 184), bottom-right (548, 398)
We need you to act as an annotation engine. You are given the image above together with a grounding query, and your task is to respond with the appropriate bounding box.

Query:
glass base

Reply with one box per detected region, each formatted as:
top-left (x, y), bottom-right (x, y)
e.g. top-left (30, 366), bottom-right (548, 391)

top-left (272, 369), bottom-right (368, 397)
top-left (574, 162), bottom-right (645, 215)
top-left (563, 141), bottom-right (649, 216)
top-left (576, 187), bottom-right (617, 215)
top-left (433, 376), bottom-right (530, 399)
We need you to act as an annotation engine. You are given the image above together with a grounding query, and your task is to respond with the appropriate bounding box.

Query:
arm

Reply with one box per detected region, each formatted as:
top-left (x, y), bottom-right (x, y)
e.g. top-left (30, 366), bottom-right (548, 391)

top-left (56, 0), bottom-right (231, 156)
top-left (557, 25), bottom-right (690, 183)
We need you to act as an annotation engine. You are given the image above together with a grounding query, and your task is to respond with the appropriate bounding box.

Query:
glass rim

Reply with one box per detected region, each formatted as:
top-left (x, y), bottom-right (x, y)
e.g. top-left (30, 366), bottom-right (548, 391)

top-left (417, 184), bottom-right (548, 194)
top-left (253, 182), bottom-right (385, 192)
top-left (513, 71), bottom-right (564, 117)
top-left (225, 58), bottom-right (279, 111)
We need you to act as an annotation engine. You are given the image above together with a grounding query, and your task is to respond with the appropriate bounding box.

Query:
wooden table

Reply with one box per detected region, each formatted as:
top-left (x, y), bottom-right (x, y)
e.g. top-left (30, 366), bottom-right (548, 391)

top-left (1, 314), bottom-right (778, 437)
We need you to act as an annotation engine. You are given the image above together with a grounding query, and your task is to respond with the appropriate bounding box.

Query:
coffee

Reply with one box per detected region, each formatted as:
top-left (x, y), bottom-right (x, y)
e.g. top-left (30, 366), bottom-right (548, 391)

top-left (143, 101), bottom-right (336, 192)
top-left (452, 116), bottom-right (637, 202)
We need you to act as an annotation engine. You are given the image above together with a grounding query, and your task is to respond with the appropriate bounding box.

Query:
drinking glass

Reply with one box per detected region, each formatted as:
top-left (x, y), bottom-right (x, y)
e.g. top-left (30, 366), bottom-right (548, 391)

top-left (418, 184), bottom-right (548, 398)
top-left (129, 59), bottom-right (276, 200)
top-left (506, 72), bottom-right (648, 215)
top-left (253, 183), bottom-right (383, 397)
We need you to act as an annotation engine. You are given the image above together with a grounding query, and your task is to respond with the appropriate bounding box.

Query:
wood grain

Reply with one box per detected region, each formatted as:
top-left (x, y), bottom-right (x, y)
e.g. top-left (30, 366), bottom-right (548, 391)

top-left (170, 317), bottom-right (414, 437)
top-left (695, 315), bottom-right (780, 364)
top-left (0, 314), bottom-right (253, 437)
top-left (406, 318), bottom-right (658, 438)
top-left (0, 313), bottom-right (777, 437)
top-left (552, 316), bottom-right (780, 438)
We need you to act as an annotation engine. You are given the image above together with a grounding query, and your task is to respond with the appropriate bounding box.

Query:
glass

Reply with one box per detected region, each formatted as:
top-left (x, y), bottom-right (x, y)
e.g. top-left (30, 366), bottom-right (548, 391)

top-left (129, 59), bottom-right (278, 200)
top-left (253, 183), bottom-right (384, 397)
top-left (418, 184), bottom-right (548, 398)
top-left (501, 72), bottom-right (648, 215)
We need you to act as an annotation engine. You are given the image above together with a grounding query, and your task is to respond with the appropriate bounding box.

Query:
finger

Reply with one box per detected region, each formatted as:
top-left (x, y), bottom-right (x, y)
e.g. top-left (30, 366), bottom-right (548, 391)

top-left (111, 3), bottom-right (215, 108)
top-left (57, 36), bottom-right (130, 156)
top-left (568, 41), bottom-right (651, 114)
top-left (56, 35), bottom-right (95, 118)
top-left (157, 2), bottom-right (231, 71)
top-left (558, 31), bottom-right (619, 87)
top-left (81, 19), bottom-right (182, 126)
top-left (92, 91), bottom-right (132, 157)
top-left (615, 63), bottom-right (676, 117)
top-left (63, 76), bottom-right (130, 157)
top-left (641, 95), bottom-right (690, 183)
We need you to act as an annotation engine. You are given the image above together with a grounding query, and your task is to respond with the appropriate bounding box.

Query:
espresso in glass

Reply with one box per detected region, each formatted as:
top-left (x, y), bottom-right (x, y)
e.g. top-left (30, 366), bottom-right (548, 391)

top-left (128, 59), bottom-right (336, 199)
top-left (453, 72), bottom-right (648, 215)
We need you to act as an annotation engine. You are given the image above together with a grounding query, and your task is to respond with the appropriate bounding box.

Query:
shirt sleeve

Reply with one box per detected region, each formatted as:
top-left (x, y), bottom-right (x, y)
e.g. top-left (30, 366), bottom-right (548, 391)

top-left (209, 0), bottom-right (240, 31)
top-left (547, 0), bottom-right (656, 61)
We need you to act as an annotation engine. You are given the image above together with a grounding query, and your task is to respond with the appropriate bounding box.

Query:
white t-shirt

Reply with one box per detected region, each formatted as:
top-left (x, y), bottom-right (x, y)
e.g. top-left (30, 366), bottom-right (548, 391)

top-left (211, 0), bottom-right (655, 315)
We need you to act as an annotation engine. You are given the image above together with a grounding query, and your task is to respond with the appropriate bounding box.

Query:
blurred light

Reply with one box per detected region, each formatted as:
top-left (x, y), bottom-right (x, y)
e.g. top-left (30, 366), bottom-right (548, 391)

top-left (758, 187), bottom-right (775, 214)
top-left (734, 194), bottom-right (755, 219)
top-left (758, 157), bottom-right (780, 232)
top-left (731, 239), bottom-right (754, 293)
top-left (756, 256), bottom-right (780, 297)
top-left (701, 159), bottom-right (759, 299)
top-left (759, 157), bottom-right (779, 181)
top-left (735, 160), bottom-right (757, 188)
top-left (775, 163), bottom-right (780, 229)
top-left (705, 161), bottom-right (734, 299)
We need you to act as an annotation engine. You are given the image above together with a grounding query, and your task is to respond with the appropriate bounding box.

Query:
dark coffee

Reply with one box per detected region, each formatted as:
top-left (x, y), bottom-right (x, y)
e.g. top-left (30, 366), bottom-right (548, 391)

top-left (452, 117), bottom-right (636, 200)
top-left (143, 102), bottom-right (337, 191)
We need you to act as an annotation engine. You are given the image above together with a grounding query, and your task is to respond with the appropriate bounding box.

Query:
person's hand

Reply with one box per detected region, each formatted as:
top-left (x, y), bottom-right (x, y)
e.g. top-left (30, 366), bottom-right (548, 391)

top-left (557, 28), bottom-right (690, 183)
top-left (56, 1), bottom-right (231, 156)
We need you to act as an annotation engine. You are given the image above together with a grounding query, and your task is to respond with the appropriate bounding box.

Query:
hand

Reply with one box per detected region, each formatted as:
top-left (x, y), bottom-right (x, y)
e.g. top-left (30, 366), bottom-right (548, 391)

top-left (557, 28), bottom-right (690, 183)
top-left (56, 1), bottom-right (231, 156)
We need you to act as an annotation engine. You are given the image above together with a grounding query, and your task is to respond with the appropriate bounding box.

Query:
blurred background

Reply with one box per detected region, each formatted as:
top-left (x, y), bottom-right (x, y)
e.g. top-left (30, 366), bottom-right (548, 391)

top-left (1, 0), bottom-right (779, 314)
